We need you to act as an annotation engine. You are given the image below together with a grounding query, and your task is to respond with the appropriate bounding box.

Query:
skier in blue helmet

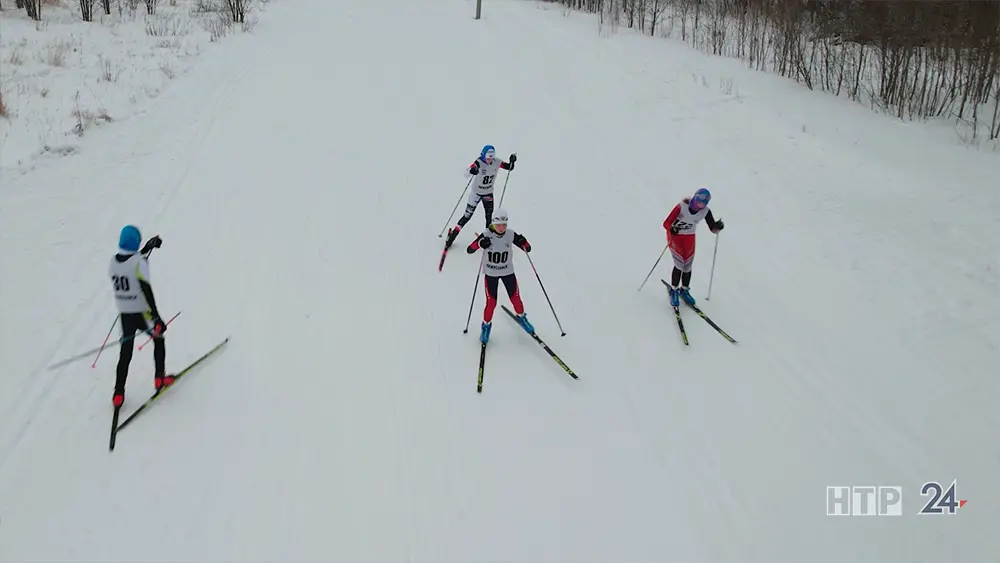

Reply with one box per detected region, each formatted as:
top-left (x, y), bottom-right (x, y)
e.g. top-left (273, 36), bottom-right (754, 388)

top-left (108, 224), bottom-right (169, 408)
top-left (662, 188), bottom-right (725, 307)
top-left (444, 144), bottom-right (517, 250)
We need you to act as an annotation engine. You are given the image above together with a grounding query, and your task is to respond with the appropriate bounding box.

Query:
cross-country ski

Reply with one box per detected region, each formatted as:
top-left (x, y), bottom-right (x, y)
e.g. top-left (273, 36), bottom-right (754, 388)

top-left (2, 0), bottom-right (994, 560)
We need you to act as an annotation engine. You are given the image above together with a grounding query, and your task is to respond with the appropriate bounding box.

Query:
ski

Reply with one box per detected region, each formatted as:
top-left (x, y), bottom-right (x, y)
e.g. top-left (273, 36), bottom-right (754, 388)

top-left (500, 305), bottom-right (578, 380)
top-left (660, 280), bottom-right (736, 343)
top-left (112, 336), bottom-right (230, 446)
top-left (477, 342), bottom-right (487, 393)
top-left (685, 302), bottom-right (738, 343)
top-left (660, 280), bottom-right (689, 345)
top-left (438, 228), bottom-right (460, 272)
top-left (109, 405), bottom-right (121, 451)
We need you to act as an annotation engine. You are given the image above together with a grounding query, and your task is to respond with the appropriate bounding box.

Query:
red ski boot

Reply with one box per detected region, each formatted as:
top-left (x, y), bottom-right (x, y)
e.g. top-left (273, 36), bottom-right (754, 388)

top-left (154, 372), bottom-right (175, 391)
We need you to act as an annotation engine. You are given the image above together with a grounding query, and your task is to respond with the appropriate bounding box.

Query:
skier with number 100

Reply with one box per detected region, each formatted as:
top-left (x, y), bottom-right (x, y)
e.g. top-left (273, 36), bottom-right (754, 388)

top-left (466, 209), bottom-right (534, 343)
top-left (445, 145), bottom-right (516, 250)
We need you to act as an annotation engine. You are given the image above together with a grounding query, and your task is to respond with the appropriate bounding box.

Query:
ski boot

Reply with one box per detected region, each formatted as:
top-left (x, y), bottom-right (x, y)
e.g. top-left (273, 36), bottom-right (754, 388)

top-left (154, 371), bottom-right (175, 392)
top-left (445, 226), bottom-right (461, 250)
top-left (480, 322), bottom-right (491, 343)
top-left (679, 287), bottom-right (696, 306)
top-left (669, 286), bottom-right (681, 308)
top-left (517, 313), bottom-right (535, 334)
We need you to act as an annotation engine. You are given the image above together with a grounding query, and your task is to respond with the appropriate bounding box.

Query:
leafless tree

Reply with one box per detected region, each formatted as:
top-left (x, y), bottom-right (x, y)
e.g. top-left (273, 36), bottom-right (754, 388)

top-left (545, 0), bottom-right (1000, 140)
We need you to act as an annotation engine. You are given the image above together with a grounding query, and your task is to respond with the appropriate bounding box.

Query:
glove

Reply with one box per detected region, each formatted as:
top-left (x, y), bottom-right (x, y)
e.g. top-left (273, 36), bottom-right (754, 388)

top-left (509, 153), bottom-right (517, 163)
top-left (470, 162), bottom-right (480, 175)
top-left (151, 315), bottom-right (167, 337)
top-left (712, 219), bottom-right (724, 233)
top-left (140, 235), bottom-right (162, 255)
top-left (669, 225), bottom-right (680, 235)
top-left (521, 242), bottom-right (531, 252)
top-left (479, 237), bottom-right (491, 249)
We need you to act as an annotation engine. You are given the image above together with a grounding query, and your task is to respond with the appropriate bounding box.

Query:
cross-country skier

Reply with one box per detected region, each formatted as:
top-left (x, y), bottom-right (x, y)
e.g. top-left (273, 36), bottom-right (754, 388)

top-left (465, 209), bottom-right (534, 343)
top-left (108, 225), bottom-right (170, 407)
top-left (663, 188), bottom-right (725, 307)
top-left (445, 145), bottom-right (516, 249)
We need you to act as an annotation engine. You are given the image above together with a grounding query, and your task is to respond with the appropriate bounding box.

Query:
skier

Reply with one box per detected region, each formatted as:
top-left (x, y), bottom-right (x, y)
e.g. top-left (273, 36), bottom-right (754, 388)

top-left (465, 209), bottom-right (534, 343)
top-left (108, 225), bottom-right (170, 407)
top-left (445, 145), bottom-right (516, 249)
top-left (663, 188), bottom-right (725, 307)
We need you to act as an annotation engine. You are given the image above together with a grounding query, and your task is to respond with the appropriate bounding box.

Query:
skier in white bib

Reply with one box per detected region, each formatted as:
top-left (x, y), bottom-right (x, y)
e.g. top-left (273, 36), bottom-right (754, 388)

top-left (465, 209), bottom-right (534, 343)
top-left (445, 145), bottom-right (516, 250)
top-left (662, 188), bottom-right (725, 307)
top-left (108, 225), bottom-right (170, 408)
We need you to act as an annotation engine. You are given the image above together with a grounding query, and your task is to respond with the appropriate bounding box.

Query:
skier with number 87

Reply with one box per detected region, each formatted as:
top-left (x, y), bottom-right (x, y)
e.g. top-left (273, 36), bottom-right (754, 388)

top-left (444, 145), bottom-right (516, 250)
top-left (466, 209), bottom-right (534, 343)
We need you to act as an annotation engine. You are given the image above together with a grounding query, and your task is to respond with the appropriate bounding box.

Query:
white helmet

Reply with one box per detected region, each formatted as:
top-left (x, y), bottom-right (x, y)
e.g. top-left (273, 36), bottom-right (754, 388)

top-left (491, 209), bottom-right (508, 226)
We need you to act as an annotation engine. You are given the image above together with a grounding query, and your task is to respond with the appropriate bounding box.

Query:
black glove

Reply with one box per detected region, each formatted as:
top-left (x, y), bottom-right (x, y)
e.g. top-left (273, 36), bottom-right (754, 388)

top-left (712, 219), bottom-right (725, 233)
top-left (151, 315), bottom-right (167, 336)
top-left (521, 242), bottom-right (531, 252)
top-left (141, 235), bottom-right (162, 255)
top-left (670, 225), bottom-right (680, 235)
top-left (479, 237), bottom-right (491, 249)
top-left (509, 153), bottom-right (517, 163)
top-left (470, 162), bottom-right (480, 175)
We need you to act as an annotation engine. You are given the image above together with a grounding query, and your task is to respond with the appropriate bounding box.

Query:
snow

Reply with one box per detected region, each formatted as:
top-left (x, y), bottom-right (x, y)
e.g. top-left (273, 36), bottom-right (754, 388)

top-left (0, 0), bottom-right (247, 170)
top-left (1, 0), bottom-right (997, 561)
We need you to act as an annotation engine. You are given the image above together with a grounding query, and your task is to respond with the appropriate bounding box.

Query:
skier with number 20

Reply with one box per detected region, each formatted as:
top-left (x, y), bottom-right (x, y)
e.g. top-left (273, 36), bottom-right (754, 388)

top-left (663, 188), bottom-right (724, 307)
top-left (108, 225), bottom-right (171, 408)
top-left (445, 145), bottom-right (516, 250)
top-left (466, 209), bottom-right (534, 343)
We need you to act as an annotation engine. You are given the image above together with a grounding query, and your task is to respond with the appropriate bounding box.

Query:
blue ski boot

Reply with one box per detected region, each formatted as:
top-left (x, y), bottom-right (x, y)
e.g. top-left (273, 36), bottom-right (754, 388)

top-left (669, 286), bottom-right (681, 308)
top-left (517, 313), bottom-right (535, 334)
top-left (480, 322), bottom-right (491, 343)
top-left (679, 287), bottom-right (696, 306)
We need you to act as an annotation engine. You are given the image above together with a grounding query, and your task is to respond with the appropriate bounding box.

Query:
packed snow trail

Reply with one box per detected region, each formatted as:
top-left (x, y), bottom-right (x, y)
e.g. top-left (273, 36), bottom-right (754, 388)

top-left (1, 0), bottom-right (997, 561)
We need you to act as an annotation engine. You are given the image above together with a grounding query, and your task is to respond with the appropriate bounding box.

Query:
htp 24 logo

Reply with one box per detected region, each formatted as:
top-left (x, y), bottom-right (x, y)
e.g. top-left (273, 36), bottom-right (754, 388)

top-left (826, 480), bottom-right (967, 516)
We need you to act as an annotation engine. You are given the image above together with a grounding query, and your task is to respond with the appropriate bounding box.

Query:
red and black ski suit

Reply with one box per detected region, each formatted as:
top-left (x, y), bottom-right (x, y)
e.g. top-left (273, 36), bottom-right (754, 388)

top-left (466, 230), bottom-right (531, 323)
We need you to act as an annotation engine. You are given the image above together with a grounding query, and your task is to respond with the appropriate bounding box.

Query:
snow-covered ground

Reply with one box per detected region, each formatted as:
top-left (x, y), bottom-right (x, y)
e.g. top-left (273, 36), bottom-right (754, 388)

top-left (0, 0), bottom-right (997, 561)
top-left (0, 0), bottom-right (259, 169)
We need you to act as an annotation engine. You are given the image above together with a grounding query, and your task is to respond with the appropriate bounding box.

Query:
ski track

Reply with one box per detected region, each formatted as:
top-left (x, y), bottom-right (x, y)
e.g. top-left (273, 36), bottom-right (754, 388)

top-left (1, 0), bottom-right (998, 561)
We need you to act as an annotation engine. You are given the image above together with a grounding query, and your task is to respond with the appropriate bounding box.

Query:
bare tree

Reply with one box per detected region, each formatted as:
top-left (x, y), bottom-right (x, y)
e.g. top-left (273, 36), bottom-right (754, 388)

top-left (546, 0), bottom-right (1000, 140)
top-left (79, 0), bottom-right (95, 21)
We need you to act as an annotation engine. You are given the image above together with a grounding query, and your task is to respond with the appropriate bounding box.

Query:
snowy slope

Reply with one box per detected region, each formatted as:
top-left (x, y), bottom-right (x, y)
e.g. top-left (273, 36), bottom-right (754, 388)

top-left (1, 0), bottom-right (998, 561)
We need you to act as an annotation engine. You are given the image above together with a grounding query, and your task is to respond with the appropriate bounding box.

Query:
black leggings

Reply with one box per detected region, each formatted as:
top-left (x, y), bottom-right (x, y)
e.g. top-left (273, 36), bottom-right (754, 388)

top-left (458, 194), bottom-right (494, 229)
top-left (115, 313), bottom-right (165, 393)
top-left (484, 273), bottom-right (523, 323)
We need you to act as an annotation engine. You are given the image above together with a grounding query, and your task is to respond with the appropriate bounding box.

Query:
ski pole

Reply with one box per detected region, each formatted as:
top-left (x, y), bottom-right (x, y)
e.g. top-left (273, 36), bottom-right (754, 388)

top-left (49, 330), bottom-right (150, 370)
top-left (463, 249), bottom-right (485, 333)
top-left (439, 176), bottom-right (474, 237)
top-left (137, 311), bottom-right (181, 350)
top-left (706, 234), bottom-right (720, 301)
top-left (91, 316), bottom-right (119, 368)
top-left (498, 165), bottom-right (513, 207)
top-left (638, 243), bottom-right (669, 291)
top-left (526, 253), bottom-right (565, 336)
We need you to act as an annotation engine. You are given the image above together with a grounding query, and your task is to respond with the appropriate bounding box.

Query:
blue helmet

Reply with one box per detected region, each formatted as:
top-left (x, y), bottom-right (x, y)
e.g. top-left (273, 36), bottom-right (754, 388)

top-left (480, 144), bottom-right (496, 163)
top-left (690, 188), bottom-right (711, 211)
top-left (119, 224), bottom-right (141, 252)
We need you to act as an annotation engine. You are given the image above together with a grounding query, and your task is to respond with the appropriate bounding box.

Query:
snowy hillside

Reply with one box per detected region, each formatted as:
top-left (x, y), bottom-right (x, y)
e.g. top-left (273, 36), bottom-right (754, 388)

top-left (1, 0), bottom-right (997, 561)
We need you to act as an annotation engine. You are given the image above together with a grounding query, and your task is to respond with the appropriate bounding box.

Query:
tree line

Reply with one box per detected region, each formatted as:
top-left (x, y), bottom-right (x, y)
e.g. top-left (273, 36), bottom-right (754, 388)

top-left (546, 0), bottom-right (1000, 141)
top-left (1, 0), bottom-right (253, 24)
